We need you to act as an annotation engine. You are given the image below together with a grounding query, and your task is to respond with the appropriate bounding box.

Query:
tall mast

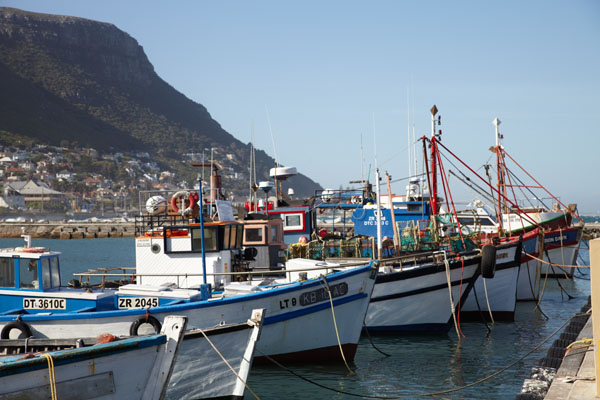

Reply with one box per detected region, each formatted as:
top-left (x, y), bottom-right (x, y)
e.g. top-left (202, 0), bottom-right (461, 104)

top-left (493, 117), bottom-right (505, 231)
top-left (430, 105), bottom-right (439, 215)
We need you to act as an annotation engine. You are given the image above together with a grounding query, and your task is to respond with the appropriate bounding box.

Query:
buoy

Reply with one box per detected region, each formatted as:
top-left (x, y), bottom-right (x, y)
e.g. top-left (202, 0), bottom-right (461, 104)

top-left (145, 195), bottom-right (167, 215)
top-left (171, 191), bottom-right (198, 215)
top-left (298, 236), bottom-right (308, 243)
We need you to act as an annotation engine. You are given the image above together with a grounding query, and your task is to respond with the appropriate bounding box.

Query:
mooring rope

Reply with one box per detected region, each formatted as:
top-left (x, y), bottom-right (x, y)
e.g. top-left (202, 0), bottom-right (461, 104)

top-left (257, 311), bottom-right (589, 399)
top-left (443, 256), bottom-right (462, 340)
top-left (198, 328), bottom-right (261, 400)
top-left (41, 353), bottom-right (57, 400)
top-left (482, 278), bottom-right (495, 324)
top-left (320, 275), bottom-right (354, 374)
top-left (523, 251), bottom-right (589, 269)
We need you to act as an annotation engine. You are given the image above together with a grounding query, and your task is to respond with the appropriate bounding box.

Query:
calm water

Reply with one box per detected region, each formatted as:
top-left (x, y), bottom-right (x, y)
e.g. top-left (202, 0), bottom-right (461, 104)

top-left (0, 238), bottom-right (591, 399)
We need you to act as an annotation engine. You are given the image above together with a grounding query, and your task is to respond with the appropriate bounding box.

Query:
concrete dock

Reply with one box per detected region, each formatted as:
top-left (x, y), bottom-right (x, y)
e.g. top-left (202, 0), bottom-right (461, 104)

top-left (544, 318), bottom-right (595, 399)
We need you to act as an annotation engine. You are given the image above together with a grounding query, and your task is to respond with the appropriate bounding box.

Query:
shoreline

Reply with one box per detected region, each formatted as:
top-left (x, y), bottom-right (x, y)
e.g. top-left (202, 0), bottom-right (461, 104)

top-left (0, 221), bottom-right (135, 239)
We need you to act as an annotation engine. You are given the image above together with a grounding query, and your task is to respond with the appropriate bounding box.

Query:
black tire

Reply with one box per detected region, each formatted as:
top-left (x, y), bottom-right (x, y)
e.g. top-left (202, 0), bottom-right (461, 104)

top-left (551, 338), bottom-right (570, 349)
top-left (481, 244), bottom-right (497, 279)
top-left (559, 331), bottom-right (578, 342)
top-left (538, 356), bottom-right (562, 369)
top-left (546, 346), bottom-right (565, 359)
top-left (129, 315), bottom-right (162, 336)
top-left (1, 320), bottom-right (33, 339)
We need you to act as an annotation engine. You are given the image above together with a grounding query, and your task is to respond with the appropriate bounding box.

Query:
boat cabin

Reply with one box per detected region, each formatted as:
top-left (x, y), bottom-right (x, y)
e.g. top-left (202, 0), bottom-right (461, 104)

top-left (242, 214), bottom-right (286, 271)
top-left (135, 216), bottom-right (246, 289)
top-left (0, 245), bottom-right (114, 315)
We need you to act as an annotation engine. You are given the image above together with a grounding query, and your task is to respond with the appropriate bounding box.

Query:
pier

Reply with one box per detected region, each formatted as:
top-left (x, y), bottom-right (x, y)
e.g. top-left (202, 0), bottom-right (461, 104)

top-left (538, 238), bottom-right (598, 399)
top-left (0, 221), bottom-right (135, 239)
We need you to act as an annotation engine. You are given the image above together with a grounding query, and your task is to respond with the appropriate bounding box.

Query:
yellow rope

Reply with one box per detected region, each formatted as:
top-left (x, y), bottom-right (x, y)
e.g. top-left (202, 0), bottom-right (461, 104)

top-left (41, 353), bottom-right (57, 400)
top-left (566, 337), bottom-right (593, 350)
top-left (320, 275), bottom-right (354, 374)
top-left (197, 328), bottom-right (262, 400)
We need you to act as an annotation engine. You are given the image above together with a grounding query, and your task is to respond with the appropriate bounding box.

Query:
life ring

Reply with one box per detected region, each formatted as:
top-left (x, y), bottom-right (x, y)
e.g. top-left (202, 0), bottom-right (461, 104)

top-left (129, 315), bottom-right (162, 336)
top-left (171, 191), bottom-right (198, 215)
top-left (15, 247), bottom-right (47, 253)
top-left (1, 320), bottom-right (33, 339)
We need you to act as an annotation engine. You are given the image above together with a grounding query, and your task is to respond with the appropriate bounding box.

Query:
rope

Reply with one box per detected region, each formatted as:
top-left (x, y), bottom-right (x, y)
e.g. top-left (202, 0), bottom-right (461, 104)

top-left (443, 255), bottom-right (462, 340)
top-left (362, 322), bottom-right (391, 357)
top-left (565, 338), bottom-right (593, 356)
top-left (320, 275), bottom-right (354, 374)
top-left (522, 251), bottom-right (588, 268)
top-left (256, 312), bottom-right (588, 399)
top-left (482, 278), bottom-right (495, 324)
top-left (197, 328), bottom-right (261, 400)
top-left (41, 353), bottom-right (57, 400)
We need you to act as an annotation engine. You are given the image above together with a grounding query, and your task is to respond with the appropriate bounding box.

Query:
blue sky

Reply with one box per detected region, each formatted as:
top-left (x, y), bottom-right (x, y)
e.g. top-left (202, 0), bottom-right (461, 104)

top-left (2, 1), bottom-right (599, 212)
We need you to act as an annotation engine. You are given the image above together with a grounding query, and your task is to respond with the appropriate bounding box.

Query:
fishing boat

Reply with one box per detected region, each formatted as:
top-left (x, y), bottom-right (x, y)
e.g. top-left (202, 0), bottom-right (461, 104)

top-left (0, 315), bottom-right (186, 400)
top-left (0, 228), bottom-right (377, 363)
top-left (0, 311), bottom-right (265, 400)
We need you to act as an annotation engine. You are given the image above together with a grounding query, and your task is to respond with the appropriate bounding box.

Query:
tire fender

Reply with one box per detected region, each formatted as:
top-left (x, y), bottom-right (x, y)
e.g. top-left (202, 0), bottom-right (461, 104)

top-left (1, 320), bottom-right (33, 339)
top-left (480, 244), bottom-right (497, 279)
top-left (129, 315), bottom-right (162, 336)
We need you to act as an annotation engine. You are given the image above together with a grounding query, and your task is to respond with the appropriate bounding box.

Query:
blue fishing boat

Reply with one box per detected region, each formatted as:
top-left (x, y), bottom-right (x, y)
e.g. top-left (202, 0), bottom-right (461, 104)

top-left (0, 315), bottom-right (186, 400)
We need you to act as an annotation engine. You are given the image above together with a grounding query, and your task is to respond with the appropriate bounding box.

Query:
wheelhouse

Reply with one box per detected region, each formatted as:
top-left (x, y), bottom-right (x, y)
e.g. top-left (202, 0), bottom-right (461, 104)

top-left (0, 250), bottom-right (61, 292)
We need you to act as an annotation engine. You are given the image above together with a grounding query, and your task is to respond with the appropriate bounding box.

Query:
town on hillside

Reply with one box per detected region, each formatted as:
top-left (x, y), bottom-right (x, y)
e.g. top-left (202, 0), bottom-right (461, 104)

top-left (0, 142), bottom-right (246, 217)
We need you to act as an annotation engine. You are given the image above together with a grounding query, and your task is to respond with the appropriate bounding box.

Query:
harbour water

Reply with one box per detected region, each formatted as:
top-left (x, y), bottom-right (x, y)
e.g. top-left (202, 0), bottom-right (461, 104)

top-left (0, 237), bottom-right (591, 399)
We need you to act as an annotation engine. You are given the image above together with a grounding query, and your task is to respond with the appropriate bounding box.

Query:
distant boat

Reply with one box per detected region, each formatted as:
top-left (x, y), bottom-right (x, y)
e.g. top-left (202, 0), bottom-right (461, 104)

top-left (0, 315), bottom-right (186, 400)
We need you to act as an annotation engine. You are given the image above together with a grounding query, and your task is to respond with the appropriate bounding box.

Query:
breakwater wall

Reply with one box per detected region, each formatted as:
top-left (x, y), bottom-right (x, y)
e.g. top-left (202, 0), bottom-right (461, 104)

top-left (0, 221), bottom-right (135, 239)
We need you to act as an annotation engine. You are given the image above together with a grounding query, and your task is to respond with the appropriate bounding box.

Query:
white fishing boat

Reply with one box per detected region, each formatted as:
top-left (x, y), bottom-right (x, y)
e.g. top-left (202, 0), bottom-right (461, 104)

top-left (0, 233), bottom-right (377, 364)
top-left (0, 315), bottom-right (186, 400)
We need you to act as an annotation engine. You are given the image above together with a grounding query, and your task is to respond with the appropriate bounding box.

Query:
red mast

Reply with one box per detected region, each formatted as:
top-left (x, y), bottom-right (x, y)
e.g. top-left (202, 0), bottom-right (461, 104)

top-left (430, 105), bottom-right (440, 215)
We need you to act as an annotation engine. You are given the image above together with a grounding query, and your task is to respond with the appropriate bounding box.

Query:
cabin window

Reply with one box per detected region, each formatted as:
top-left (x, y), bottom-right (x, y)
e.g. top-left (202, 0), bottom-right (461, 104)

top-left (191, 227), bottom-right (217, 252)
top-left (235, 225), bottom-right (243, 248)
top-left (0, 258), bottom-right (15, 288)
top-left (283, 213), bottom-right (303, 231)
top-left (245, 227), bottom-right (264, 243)
top-left (223, 225), bottom-right (232, 249)
top-left (271, 225), bottom-right (279, 242)
top-left (458, 217), bottom-right (475, 225)
top-left (407, 204), bottom-right (423, 213)
top-left (19, 259), bottom-right (39, 289)
top-left (41, 258), bottom-right (51, 289)
top-left (229, 225), bottom-right (240, 249)
top-left (50, 257), bottom-right (60, 287)
top-left (480, 218), bottom-right (496, 226)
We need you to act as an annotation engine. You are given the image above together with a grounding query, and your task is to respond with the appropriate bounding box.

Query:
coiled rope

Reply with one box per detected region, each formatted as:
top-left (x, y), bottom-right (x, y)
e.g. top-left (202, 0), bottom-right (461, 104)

top-left (320, 275), bottom-right (353, 374)
top-left (257, 311), bottom-right (588, 399)
top-left (41, 353), bottom-right (57, 400)
top-left (197, 328), bottom-right (261, 400)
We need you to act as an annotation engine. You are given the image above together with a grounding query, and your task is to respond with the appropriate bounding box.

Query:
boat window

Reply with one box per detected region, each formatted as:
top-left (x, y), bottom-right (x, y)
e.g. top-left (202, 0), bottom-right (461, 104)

top-left (19, 259), bottom-right (39, 289)
top-left (235, 225), bottom-right (243, 248)
top-left (50, 257), bottom-right (60, 287)
top-left (271, 225), bottom-right (279, 243)
top-left (245, 227), bottom-right (264, 243)
top-left (458, 217), bottom-right (475, 225)
top-left (41, 258), bottom-right (51, 289)
top-left (229, 225), bottom-right (239, 249)
top-left (407, 204), bottom-right (423, 213)
top-left (0, 258), bottom-right (15, 288)
top-left (191, 227), bottom-right (217, 252)
top-left (480, 218), bottom-right (496, 226)
top-left (223, 225), bottom-right (232, 249)
top-left (283, 213), bottom-right (303, 231)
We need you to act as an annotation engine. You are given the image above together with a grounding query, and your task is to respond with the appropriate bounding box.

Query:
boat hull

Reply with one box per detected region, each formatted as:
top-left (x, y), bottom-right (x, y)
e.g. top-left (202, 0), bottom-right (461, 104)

top-left (0, 264), bottom-right (377, 364)
top-left (461, 240), bottom-right (521, 321)
top-left (364, 253), bottom-right (480, 333)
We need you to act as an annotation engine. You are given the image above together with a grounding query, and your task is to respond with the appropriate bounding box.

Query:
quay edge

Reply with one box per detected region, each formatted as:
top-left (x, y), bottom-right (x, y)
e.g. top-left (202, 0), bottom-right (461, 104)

top-left (0, 221), bottom-right (134, 239)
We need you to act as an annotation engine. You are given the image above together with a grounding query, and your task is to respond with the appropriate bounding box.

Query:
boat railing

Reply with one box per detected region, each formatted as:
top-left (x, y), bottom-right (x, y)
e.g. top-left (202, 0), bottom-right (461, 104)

top-left (134, 213), bottom-right (196, 236)
top-left (73, 260), bottom-right (373, 287)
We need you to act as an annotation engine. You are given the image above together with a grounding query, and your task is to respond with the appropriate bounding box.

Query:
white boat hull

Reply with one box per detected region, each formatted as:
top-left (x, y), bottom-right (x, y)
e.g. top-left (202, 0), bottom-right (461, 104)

top-left (0, 316), bottom-right (185, 400)
top-left (462, 241), bottom-right (521, 321)
top-left (0, 264), bottom-right (377, 364)
top-left (364, 254), bottom-right (481, 333)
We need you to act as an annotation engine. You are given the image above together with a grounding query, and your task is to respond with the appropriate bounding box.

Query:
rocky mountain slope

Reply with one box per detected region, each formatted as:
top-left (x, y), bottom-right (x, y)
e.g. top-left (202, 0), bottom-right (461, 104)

top-left (0, 7), bottom-right (321, 198)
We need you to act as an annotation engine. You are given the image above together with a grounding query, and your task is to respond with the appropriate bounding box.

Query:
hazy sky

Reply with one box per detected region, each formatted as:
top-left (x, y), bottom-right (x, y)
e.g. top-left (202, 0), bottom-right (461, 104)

top-left (2, 1), bottom-right (599, 212)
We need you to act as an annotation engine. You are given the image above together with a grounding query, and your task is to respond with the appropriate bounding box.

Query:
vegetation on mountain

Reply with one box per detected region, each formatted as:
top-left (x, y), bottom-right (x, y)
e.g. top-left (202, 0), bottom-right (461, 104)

top-left (0, 7), bottom-right (321, 199)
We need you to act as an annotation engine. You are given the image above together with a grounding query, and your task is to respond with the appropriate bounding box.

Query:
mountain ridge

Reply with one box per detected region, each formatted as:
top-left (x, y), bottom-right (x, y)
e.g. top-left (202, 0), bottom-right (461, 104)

top-left (0, 7), bottom-right (321, 198)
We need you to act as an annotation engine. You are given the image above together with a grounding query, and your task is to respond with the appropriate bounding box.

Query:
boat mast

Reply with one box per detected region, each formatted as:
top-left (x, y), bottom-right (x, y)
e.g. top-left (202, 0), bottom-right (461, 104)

top-left (493, 117), bottom-right (505, 232)
top-left (430, 105), bottom-right (439, 215)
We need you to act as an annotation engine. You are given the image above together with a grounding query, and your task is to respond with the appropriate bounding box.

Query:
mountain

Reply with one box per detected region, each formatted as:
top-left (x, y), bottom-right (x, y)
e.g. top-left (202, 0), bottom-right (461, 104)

top-left (0, 7), bottom-right (321, 198)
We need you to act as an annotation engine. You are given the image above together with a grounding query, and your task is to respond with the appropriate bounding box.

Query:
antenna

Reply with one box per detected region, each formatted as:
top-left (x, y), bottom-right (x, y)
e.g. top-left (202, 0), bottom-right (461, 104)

top-left (407, 86), bottom-right (411, 177)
